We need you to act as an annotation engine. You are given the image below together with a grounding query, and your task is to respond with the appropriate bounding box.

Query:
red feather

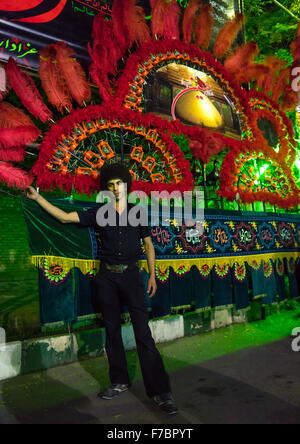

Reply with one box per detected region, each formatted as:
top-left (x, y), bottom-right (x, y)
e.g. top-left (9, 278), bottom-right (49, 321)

top-left (124, 0), bottom-right (151, 46)
top-left (90, 13), bottom-right (120, 76)
top-left (291, 36), bottom-right (300, 63)
top-left (194, 4), bottom-right (214, 50)
top-left (112, 0), bottom-right (130, 53)
top-left (6, 57), bottom-right (52, 123)
top-left (182, 0), bottom-right (203, 44)
top-left (213, 13), bottom-right (246, 59)
top-left (88, 13), bottom-right (121, 100)
top-left (0, 161), bottom-right (33, 189)
top-left (151, 0), bottom-right (170, 38)
top-left (234, 64), bottom-right (270, 86)
top-left (0, 102), bottom-right (34, 128)
top-left (280, 86), bottom-right (298, 112)
top-left (54, 42), bottom-right (91, 107)
top-left (88, 60), bottom-right (111, 102)
top-left (163, 0), bottom-right (181, 40)
top-left (0, 126), bottom-right (40, 149)
top-left (272, 67), bottom-right (291, 102)
top-left (224, 42), bottom-right (259, 74)
top-left (261, 55), bottom-right (286, 93)
top-left (151, 0), bottom-right (180, 40)
top-left (0, 147), bottom-right (25, 162)
top-left (39, 45), bottom-right (73, 113)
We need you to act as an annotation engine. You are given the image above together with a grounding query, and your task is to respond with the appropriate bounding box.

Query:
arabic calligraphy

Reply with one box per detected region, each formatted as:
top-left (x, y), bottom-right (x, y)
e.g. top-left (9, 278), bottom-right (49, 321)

top-left (151, 227), bottom-right (171, 248)
top-left (213, 228), bottom-right (229, 246)
top-left (186, 227), bottom-right (202, 244)
top-left (277, 222), bottom-right (293, 247)
top-left (233, 222), bottom-right (256, 252)
top-left (71, 0), bottom-right (112, 17)
top-left (0, 38), bottom-right (38, 59)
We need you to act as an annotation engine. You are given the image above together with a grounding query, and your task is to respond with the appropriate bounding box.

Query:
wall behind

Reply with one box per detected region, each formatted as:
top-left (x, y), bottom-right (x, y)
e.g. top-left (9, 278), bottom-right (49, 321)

top-left (0, 195), bottom-right (37, 282)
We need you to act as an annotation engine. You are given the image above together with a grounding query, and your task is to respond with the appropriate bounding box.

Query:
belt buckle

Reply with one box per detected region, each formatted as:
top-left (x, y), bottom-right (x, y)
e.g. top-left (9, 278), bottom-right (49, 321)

top-left (115, 264), bottom-right (127, 273)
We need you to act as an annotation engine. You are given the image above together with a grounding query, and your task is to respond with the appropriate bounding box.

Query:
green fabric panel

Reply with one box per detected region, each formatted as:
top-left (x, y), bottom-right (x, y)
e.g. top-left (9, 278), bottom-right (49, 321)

top-left (38, 268), bottom-right (77, 324)
top-left (21, 198), bottom-right (94, 260)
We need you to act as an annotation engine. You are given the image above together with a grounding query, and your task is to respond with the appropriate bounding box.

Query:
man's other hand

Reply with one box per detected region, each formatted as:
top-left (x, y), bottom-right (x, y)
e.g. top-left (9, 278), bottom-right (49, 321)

top-left (147, 275), bottom-right (157, 298)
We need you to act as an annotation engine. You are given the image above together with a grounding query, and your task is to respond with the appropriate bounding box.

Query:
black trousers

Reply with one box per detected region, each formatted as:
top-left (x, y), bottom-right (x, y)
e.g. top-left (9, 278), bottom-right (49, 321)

top-left (95, 263), bottom-right (171, 398)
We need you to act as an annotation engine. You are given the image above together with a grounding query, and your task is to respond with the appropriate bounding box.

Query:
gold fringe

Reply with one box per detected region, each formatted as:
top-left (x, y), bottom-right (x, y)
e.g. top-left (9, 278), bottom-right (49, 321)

top-left (139, 251), bottom-right (300, 273)
top-left (31, 255), bottom-right (100, 275)
top-left (31, 251), bottom-right (300, 275)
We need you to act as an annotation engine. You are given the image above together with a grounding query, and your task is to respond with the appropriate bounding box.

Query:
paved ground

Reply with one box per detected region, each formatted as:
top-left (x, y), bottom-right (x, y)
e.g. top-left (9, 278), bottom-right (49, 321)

top-left (1, 310), bottom-right (300, 424)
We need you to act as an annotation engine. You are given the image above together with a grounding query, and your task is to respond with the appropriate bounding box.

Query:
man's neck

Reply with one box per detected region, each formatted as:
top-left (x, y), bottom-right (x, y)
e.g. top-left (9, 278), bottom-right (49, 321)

top-left (115, 196), bottom-right (127, 213)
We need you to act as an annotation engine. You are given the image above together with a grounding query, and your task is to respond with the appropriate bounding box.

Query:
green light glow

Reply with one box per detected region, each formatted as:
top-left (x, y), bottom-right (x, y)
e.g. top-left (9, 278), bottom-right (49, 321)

top-left (259, 164), bottom-right (269, 176)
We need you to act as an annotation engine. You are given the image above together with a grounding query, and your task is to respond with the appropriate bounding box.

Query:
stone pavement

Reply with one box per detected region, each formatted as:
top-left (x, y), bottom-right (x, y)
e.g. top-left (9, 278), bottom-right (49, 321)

top-left (1, 311), bottom-right (300, 424)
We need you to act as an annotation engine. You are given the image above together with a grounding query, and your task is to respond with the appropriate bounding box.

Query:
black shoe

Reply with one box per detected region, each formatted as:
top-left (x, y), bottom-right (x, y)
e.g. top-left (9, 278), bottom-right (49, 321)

top-left (98, 383), bottom-right (129, 400)
top-left (153, 392), bottom-right (178, 415)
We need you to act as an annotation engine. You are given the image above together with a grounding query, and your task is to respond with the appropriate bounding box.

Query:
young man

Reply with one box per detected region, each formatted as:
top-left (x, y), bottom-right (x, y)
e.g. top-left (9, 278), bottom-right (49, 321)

top-left (26, 163), bottom-right (178, 415)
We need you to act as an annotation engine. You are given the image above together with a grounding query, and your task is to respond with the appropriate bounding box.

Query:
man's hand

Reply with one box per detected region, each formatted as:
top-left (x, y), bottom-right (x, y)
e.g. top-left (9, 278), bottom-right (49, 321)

top-left (26, 186), bottom-right (40, 201)
top-left (147, 274), bottom-right (157, 299)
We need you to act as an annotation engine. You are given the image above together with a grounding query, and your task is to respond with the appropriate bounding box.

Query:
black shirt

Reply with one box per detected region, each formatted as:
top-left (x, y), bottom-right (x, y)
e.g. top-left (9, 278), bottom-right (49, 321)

top-left (77, 202), bottom-right (150, 265)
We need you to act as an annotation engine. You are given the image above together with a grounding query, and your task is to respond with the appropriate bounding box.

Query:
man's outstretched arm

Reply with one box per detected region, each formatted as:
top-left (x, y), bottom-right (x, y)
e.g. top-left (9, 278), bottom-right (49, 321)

top-left (26, 186), bottom-right (80, 224)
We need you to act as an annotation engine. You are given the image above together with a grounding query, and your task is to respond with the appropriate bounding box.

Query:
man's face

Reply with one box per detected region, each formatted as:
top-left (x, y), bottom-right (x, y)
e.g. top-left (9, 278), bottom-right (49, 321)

top-left (106, 178), bottom-right (126, 202)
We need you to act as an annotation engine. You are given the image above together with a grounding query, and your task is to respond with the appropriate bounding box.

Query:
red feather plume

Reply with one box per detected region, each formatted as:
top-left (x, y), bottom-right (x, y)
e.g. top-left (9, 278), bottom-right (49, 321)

top-left (280, 86), bottom-right (298, 112)
top-left (182, 0), bottom-right (203, 44)
top-left (151, 0), bottom-right (169, 38)
top-left (213, 13), bottom-right (246, 59)
top-left (0, 126), bottom-right (40, 149)
top-left (290, 36), bottom-right (300, 61)
top-left (234, 64), bottom-right (270, 86)
top-left (272, 67), bottom-right (292, 102)
top-left (261, 55), bottom-right (286, 93)
top-left (6, 57), bottom-right (52, 123)
top-left (112, 0), bottom-right (130, 53)
top-left (90, 13), bottom-right (121, 77)
top-left (0, 161), bottom-right (33, 189)
top-left (194, 4), bottom-right (214, 50)
top-left (224, 41), bottom-right (259, 75)
top-left (151, 0), bottom-right (180, 40)
top-left (39, 45), bottom-right (73, 113)
top-left (0, 102), bottom-right (34, 128)
top-left (88, 12), bottom-right (121, 100)
top-left (163, 0), bottom-right (181, 40)
top-left (54, 42), bottom-right (91, 107)
top-left (0, 147), bottom-right (25, 162)
top-left (124, 0), bottom-right (151, 46)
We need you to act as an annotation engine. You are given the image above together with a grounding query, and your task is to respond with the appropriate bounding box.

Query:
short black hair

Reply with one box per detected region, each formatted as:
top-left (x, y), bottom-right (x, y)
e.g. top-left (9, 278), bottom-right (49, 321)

top-left (100, 162), bottom-right (132, 193)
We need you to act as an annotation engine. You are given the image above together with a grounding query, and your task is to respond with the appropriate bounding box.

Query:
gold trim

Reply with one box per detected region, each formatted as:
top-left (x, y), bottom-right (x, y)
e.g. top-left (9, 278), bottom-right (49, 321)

top-left (31, 251), bottom-right (299, 275)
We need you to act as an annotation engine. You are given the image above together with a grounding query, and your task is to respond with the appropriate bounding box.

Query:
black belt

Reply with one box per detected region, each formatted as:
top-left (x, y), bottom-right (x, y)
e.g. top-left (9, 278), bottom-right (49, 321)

top-left (103, 262), bottom-right (138, 273)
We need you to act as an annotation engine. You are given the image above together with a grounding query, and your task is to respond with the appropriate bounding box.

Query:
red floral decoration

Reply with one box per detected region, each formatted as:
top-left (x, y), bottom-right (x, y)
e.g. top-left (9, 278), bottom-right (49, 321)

top-left (247, 94), bottom-right (297, 167)
top-left (31, 104), bottom-right (194, 195)
top-left (219, 139), bottom-right (300, 209)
